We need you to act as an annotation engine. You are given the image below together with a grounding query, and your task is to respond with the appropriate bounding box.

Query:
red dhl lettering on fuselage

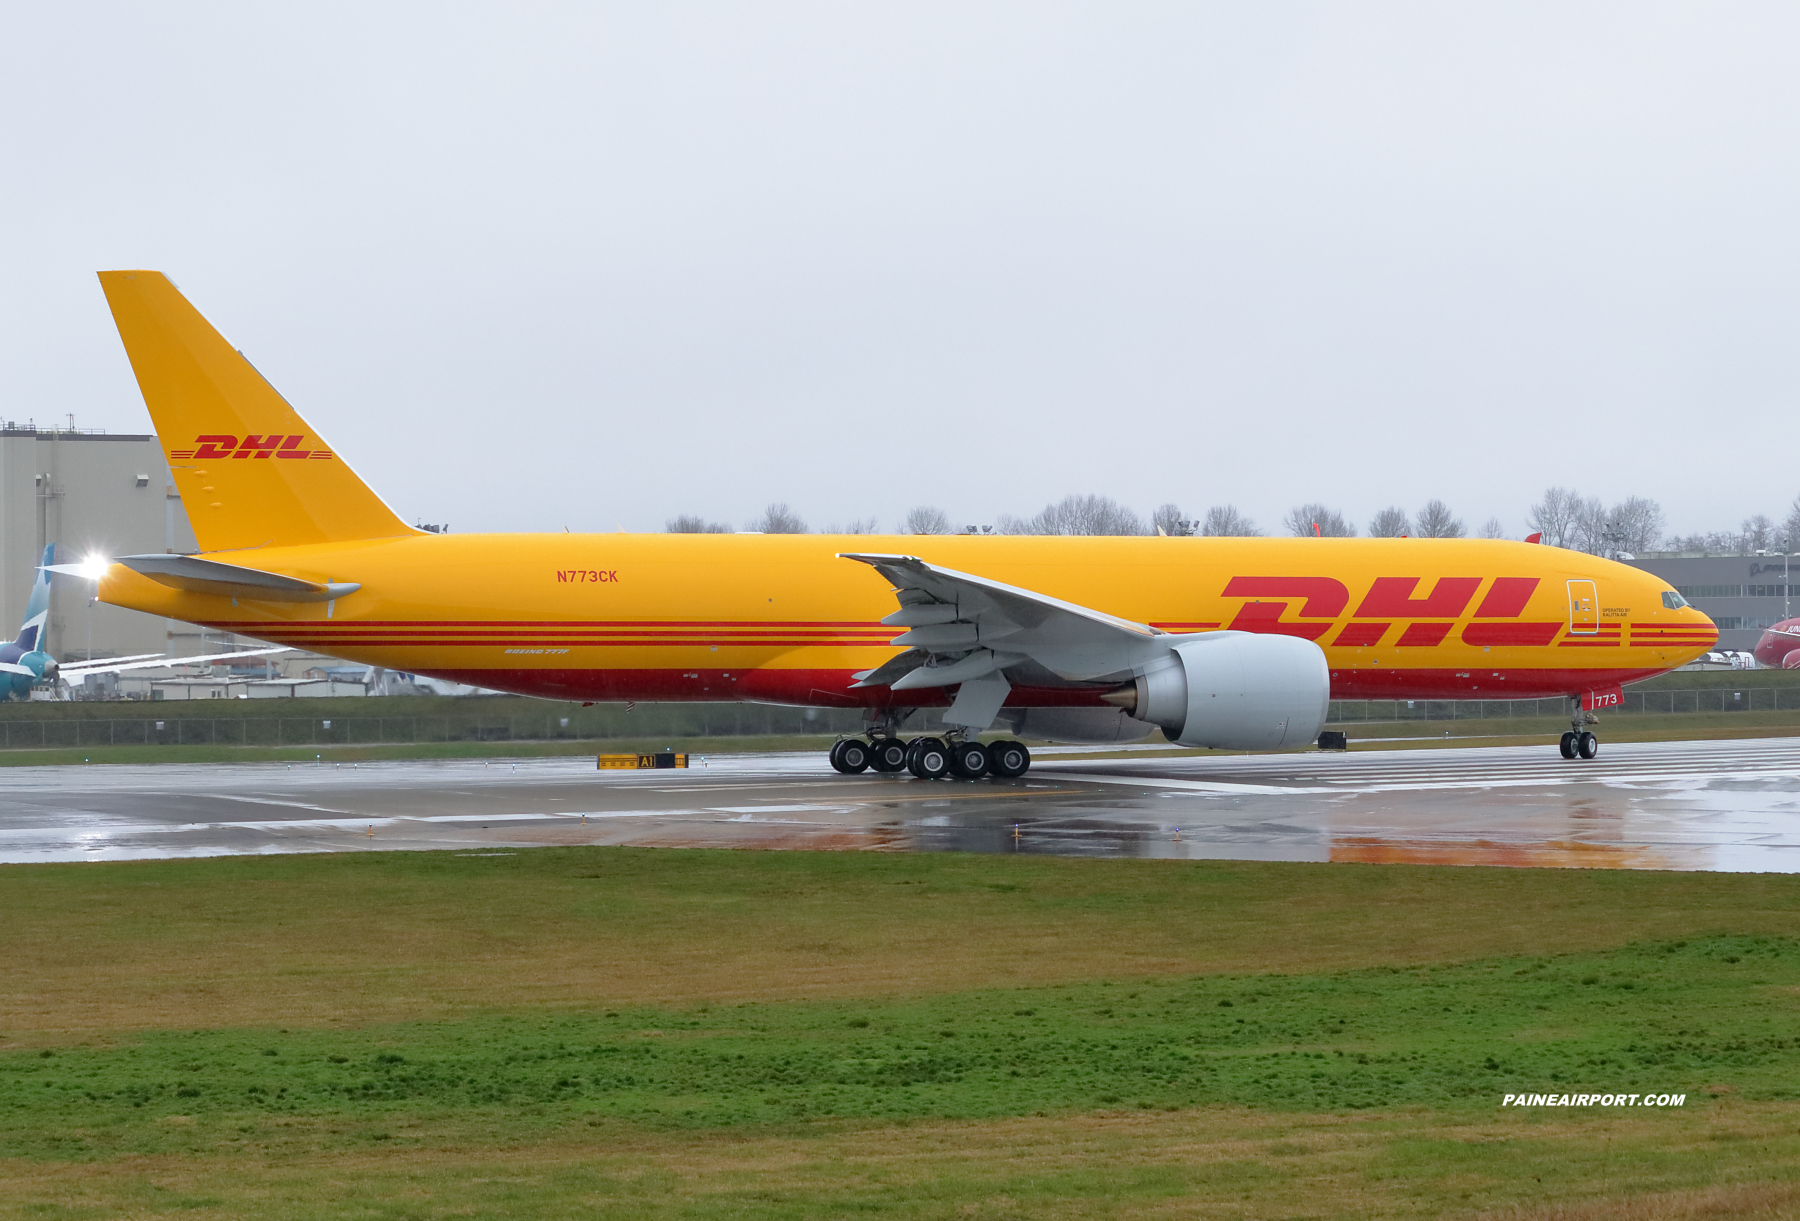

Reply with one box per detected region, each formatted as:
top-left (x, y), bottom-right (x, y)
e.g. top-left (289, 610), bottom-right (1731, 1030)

top-left (169, 435), bottom-right (336, 461)
top-left (1211, 576), bottom-right (1572, 649)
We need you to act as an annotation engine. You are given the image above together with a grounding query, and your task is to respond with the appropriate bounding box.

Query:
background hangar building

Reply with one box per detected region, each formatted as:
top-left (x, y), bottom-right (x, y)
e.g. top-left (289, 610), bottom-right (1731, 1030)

top-left (1622, 555), bottom-right (1797, 654)
top-left (0, 421), bottom-right (211, 664)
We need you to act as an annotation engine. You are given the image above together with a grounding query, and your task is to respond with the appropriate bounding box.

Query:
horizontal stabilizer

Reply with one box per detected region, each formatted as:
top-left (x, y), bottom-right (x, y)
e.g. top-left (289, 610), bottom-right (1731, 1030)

top-left (87, 555), bottom-right (360, 603)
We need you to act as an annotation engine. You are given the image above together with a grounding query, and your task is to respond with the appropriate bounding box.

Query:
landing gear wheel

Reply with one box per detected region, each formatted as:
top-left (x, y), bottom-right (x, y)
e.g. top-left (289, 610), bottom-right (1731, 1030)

top-left (906, 737), bottom-right (950, 780)
top-left (1559, 731), bottom-right (1577, 759)
top-left (987, 739), bottom-right (1031, 778)
top-left (830, 738), bottom-right (871, 774)
top-left (947, 741), bottom-right (990, 779)
top-left (1577, 731), bottom-right (1598, 760)
top-left (869, 738), bottom-right (908, 772)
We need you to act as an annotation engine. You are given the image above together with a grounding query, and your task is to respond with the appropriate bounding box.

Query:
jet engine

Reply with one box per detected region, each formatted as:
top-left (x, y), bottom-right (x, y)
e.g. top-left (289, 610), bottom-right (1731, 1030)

top-left (3, 650), bottom-right (53, 700)
top-left (1102, 631), bottom-right (1330, 751)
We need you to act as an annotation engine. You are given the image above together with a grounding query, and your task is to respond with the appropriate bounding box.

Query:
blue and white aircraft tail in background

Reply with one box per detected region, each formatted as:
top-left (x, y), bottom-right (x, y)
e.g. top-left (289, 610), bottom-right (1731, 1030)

top-left (2, 546), bottom-right (291, 700)
top-left (0, 546), bottom-right (61, 698)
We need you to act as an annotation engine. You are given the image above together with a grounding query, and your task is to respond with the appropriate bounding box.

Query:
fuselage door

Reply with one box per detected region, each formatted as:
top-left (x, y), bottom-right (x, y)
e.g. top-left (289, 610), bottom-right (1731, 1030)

top-left (1567, 579), bottom-right (1599, 635)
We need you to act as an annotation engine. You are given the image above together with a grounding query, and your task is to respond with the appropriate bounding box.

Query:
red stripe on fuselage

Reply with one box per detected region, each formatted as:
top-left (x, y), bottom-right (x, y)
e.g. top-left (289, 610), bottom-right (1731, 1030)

top-left (403, 664), bottom-right (1676, 705)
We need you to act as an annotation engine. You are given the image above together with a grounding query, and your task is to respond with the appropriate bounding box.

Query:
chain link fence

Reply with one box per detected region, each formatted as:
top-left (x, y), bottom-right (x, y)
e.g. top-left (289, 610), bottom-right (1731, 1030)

top-left (1327, 686), bottom-right (1795, 725)
top-left (0, 687), bottom-right (1790, 748)
top-left (0, 704), bottom-right (879, 750)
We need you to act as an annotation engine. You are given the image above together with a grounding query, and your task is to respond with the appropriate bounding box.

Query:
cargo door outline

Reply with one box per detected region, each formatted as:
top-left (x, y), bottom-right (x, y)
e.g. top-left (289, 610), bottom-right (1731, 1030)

top-left (1567, 580), bottom-right (1598, 635)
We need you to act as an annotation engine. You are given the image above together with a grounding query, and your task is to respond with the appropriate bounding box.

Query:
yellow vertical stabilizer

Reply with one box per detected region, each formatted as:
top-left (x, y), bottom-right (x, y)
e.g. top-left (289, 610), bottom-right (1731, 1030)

top-left (98, 271), bottom-right (415, 552)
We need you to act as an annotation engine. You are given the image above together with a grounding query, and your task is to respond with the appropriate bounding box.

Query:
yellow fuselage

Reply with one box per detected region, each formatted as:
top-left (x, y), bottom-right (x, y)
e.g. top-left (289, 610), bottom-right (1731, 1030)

top-left (98, 533), bottom-right (1718, 708)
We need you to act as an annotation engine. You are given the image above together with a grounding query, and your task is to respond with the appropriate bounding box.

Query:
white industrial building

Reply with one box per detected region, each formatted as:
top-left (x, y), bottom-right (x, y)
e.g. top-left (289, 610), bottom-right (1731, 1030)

top-left (0, 422), bottom-right (318, 673)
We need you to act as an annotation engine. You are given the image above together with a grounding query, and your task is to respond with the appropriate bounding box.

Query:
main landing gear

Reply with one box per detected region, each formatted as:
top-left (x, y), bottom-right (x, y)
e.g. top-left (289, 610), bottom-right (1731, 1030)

top-left (1559, 697), bottom-right (1600, 760)
top-left (828, 734), bottom-right (1031, 779)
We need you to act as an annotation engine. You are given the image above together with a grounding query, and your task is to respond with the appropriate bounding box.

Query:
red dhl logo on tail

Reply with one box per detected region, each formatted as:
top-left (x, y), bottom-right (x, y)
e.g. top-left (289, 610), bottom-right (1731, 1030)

top-left (169, 435), bottom-right (335, 461)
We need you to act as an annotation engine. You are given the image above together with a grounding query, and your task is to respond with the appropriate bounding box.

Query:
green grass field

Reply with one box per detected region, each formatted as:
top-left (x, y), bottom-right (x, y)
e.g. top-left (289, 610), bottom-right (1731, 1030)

top-left (4, 849), bottom-right (1800, 1217)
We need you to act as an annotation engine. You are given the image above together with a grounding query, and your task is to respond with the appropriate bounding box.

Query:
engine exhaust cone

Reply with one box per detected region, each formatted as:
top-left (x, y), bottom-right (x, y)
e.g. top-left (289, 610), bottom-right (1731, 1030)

top-left (1098, 682), bottom-right (1138, 712)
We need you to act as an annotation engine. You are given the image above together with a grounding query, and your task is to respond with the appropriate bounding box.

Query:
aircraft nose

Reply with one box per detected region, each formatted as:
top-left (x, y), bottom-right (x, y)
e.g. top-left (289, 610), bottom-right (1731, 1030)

top-left (1688, 607), bottom-right (1720, 649)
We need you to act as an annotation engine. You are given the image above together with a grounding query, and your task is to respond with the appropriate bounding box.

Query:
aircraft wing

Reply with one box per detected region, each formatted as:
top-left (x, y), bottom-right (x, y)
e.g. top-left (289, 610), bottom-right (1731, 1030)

top-left (59, 646), bottom-right (293, 677)
top-left (837, 552), bottom-right (1170, 690)
top-left (53, 652), bottom-right (170, 669)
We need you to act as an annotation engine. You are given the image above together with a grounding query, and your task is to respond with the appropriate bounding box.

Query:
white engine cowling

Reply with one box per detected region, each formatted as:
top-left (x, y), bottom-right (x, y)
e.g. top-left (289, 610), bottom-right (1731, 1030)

top-left (1128, 631), bottom-right (1330, 751)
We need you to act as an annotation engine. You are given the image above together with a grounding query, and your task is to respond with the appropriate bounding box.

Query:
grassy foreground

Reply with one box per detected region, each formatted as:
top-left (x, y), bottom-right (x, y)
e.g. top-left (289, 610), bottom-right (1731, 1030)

top-left (4, 849), bottom-right (1800, 1218)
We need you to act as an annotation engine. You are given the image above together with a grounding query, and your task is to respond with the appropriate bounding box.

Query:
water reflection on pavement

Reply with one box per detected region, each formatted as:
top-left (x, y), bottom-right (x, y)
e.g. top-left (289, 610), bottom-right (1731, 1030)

top-left (1, 737), bottom-right (1796, 871)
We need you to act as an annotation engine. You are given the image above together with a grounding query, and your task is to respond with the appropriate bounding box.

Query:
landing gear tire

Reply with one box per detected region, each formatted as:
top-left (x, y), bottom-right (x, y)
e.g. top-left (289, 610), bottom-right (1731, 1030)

top-left (987, 739), bottom-right (1031, 778)
top-left (830, 738), bottom-right (871, 774)
top-left (906, 737), bottom-right (950, 780)
top-left (947, 741), bottom-right (990, 779)
top-left (1559, 731), bottom-right (1577, 760)
top-left (869, 738), bottom-right (908, 772)
top-left (1577, 731), bottom-right (1598, 760)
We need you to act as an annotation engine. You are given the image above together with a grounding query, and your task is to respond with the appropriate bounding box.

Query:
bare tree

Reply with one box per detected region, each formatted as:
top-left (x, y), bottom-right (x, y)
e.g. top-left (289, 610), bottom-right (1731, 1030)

top-left (1282, 503), bottom-right (1354, 537)
top-left (1416, 500), bottom-right (1465, 539)
top-left (1785, 494), bottom-right (1800, 551)
top-left (1743, 514), bottom-right (1775, 554)
top-left (1000, 494), bottom-right (1145, 536)
top-left (1526, 487), bottom-right (1582, 548)
top-left (1152, 503), bottom-right (1191, 536)
top-left (1367, 506), bottom-right (1411, 538)
top-left (666, 514), bottom-right (730, 533)
top-left (749, 503), bottom-right (807, 534)
top-left (1568, 496), bottom-right (1607, 554)
top-left (904, 506), bottom-right (952, 535)
top-left (1609, 497), bottom-right (1665, 554)
top-left (1477, 517), bottom-right (1507, 539)
top-left (1200, 504), bottom-right (1260, 537)
top-left (828, 518), bottom-right (879, 534)
top-left (1668, 529), bottom-right (1740, 554)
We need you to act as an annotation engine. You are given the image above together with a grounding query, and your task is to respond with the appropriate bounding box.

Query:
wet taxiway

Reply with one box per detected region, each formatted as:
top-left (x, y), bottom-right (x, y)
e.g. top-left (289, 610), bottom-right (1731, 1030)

top-left (3, 736), bottom-right (1798, 870)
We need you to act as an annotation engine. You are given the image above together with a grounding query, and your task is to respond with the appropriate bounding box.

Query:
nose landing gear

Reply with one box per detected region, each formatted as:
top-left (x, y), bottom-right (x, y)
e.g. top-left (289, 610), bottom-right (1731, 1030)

top-left (1559, 698), bottom-right (1600, 760)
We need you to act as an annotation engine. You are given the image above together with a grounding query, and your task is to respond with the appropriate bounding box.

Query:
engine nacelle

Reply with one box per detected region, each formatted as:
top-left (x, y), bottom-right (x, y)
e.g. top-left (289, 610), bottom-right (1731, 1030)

top-left (1119, 631), bottom-right (1330, 751)
top-left (999, 706), bottom-right (1161, 744)
top-left (2, 650), bottom-right (53, 701)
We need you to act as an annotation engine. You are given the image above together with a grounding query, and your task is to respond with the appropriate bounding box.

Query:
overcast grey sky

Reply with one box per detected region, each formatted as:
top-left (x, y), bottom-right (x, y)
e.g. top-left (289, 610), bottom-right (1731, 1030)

top-left (3, 4), bottom-right (1796, 538)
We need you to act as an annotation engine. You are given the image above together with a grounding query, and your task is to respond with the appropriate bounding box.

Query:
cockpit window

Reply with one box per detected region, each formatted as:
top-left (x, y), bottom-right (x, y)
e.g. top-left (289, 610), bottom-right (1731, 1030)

top-left (1662, 590), bottom-right (1689, 609)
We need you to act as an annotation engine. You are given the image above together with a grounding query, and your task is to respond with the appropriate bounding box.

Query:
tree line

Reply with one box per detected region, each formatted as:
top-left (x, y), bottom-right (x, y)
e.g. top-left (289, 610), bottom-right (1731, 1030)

top-left (667, 492), bottom-right (1800, 555)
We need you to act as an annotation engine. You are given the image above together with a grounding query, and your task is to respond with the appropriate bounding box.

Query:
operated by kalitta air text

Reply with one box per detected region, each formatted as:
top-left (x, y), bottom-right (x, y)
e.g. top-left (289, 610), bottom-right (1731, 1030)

top-left (1502, 1092), bottom-right (1685, 1107)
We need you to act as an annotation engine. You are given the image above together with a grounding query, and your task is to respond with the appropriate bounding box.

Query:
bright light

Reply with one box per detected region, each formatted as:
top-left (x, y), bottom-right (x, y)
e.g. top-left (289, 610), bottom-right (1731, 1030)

top-left (77, 555), bottom-right (110, 580)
